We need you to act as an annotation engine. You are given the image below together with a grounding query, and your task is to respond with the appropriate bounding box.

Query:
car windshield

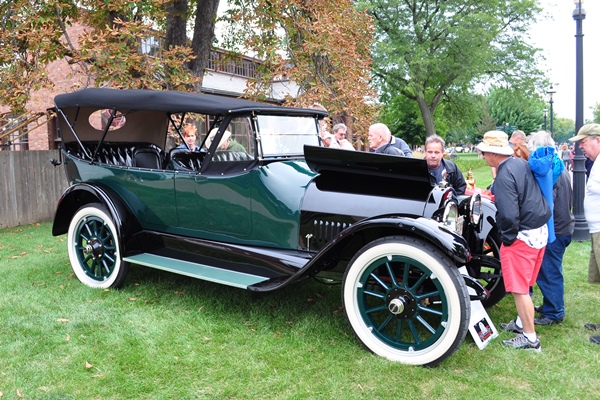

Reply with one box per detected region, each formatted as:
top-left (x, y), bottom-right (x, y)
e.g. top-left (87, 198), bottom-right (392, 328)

top-left (257, 115), bottom-right (319, 157)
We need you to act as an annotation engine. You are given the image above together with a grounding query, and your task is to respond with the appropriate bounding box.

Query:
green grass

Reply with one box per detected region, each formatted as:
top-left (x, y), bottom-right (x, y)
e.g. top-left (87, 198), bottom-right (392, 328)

top-left (1, 222), bottom-right (599, 399)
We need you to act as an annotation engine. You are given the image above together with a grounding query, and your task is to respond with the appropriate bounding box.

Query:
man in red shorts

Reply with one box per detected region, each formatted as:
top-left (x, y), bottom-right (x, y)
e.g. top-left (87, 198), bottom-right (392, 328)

top-left (477, 131), bottom-right (552, 351)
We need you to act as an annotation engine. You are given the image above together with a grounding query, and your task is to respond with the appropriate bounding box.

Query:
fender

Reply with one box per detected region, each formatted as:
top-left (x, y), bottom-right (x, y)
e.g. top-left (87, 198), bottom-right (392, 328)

top-left (52, 183), bottom-right (139, 242)
top-left (320, 215), bottom-right (471, 265)
top-left (250, 215), bottom-right (470, 292)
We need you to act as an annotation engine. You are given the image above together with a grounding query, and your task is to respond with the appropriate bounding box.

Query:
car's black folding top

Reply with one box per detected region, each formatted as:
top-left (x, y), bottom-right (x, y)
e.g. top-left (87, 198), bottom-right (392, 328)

top-left (54, 88), bottom-right (327, 117)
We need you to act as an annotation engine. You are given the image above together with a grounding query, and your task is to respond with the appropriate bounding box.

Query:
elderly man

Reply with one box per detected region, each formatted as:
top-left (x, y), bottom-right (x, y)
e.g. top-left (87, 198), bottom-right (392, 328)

top-left (477, 130), bottom-right (551, 352)
top-left (329, 123), bottom-right (355, 150)
top-left (367, 123), bottom-right (404, 156)
top-left (569, 124), bottom-right (600, 344)
top-left (425, 134), bottom-right (466, 194)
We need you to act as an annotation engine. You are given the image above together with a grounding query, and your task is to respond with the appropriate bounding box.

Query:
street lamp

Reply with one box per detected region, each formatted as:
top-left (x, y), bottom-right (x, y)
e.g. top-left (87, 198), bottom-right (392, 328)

top-left (572, 0), bottom-right (589, 241)
top-left (546, 85), bottom-right (556, 135)
top-left (543, 108), bottom-right (547, 131)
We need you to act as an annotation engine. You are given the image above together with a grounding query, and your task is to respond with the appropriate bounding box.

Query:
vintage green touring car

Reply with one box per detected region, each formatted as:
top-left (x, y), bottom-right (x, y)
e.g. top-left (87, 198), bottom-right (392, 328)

top-left (51, 88), bottom-right (501, 366)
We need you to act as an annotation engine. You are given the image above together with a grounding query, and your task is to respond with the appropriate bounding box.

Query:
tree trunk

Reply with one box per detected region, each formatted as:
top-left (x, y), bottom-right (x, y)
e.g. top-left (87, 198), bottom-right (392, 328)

top-left (164, 0), bottom-right (189, 49)
top-left (190, 0), bottom-right (220, 92)
top-left (416, 96), bottom-right (437, 137)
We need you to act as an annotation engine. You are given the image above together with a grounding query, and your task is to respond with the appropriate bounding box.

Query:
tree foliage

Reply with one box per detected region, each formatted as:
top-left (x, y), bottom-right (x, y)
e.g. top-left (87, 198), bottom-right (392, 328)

top-left (220, 0), bottom-right (378, 147)
top-left (485, 86), bottom-right (546, 134)
top-left (0, 0), bottom-right (221, 113)
top-left (592, 102), bottom-right (600, 124)
top-left (366, 0), bottom-right (546, 137)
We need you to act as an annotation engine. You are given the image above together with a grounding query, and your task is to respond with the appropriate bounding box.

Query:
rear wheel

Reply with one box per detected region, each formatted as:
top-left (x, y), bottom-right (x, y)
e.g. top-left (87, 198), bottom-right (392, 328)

top-left (342, 236), bottom-right (470, 366)
top-left (67, 203), bottom-right (129, 289)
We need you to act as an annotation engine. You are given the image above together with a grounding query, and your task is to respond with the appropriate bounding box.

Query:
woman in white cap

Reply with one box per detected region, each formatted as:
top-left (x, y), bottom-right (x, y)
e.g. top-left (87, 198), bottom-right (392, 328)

top-left (477, 130), bottom-right (551, 352)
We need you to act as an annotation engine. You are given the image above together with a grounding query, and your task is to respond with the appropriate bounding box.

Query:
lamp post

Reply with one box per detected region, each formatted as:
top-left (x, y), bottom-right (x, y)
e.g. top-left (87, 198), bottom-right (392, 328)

top-left (572, 0), bottom-right (589, 241)
top-left (543, 108), bottom-right (547, 131)
top-left (546, 85), bottom-right (556, 135)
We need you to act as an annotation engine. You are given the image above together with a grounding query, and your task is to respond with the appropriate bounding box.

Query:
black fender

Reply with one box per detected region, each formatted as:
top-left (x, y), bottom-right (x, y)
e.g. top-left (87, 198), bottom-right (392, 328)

top-left (318, 215), bottom-right (471, 265)
top-left (250, 215), bottom-right (471, 292)
top-left (52, 183), bottom-right (140, 243)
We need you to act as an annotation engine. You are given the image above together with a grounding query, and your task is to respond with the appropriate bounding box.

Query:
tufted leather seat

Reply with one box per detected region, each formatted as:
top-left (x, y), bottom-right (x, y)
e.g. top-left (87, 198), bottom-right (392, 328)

top-left (169, 148), bottom-right (205, 171)
top-left (65, 142), bottom-right (165, 168)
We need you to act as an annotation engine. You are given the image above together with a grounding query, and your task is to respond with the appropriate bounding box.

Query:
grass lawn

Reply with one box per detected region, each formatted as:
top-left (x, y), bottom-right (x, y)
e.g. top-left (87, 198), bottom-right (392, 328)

top-left (0, 222), bottom-right (599, 399)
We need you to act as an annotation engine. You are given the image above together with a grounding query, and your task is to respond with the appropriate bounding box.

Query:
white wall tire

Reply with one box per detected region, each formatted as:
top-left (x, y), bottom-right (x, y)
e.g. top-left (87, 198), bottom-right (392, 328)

top-left (342, 236), bottom-right (470, 366)
top-left (67, 203), bottom-right (129, 289)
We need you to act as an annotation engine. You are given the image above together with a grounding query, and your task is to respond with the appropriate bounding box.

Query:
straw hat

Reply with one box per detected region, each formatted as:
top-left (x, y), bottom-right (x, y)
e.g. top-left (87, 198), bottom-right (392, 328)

top-left (476, 131), bottom-right (514, 156)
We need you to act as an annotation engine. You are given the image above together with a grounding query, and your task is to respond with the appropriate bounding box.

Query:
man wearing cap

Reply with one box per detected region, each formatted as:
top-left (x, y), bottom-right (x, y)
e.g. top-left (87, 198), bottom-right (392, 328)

top-left (206, 128), bottom-right (232, 150)
top-left (321, 132), bottom-right (335, 148)
top-left (477, 130), bottom-right (551, 352)
top-left (569, 123), bottom-right (600, 344)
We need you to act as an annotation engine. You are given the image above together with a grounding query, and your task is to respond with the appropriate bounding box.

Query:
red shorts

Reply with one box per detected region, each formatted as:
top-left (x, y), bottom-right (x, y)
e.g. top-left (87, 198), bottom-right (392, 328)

top-left (500, 239), bottom-right (545, 294)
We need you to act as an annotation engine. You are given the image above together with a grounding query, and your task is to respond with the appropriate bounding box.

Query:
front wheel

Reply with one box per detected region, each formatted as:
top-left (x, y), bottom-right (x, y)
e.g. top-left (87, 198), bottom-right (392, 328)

top-left (67, 203), bottom-right (129, 289)
top-left (342, 236), bottom-right (470, 366)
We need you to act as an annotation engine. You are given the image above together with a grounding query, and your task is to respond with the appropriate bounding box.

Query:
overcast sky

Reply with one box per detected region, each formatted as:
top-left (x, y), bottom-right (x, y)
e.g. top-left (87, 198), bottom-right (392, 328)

top-left (530, 0), bottom-right (600, 121)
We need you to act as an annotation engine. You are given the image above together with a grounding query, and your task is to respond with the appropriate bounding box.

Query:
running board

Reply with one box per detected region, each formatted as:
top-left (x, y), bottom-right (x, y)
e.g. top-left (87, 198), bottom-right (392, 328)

top-left (123, 253), bottom-right (269, 289)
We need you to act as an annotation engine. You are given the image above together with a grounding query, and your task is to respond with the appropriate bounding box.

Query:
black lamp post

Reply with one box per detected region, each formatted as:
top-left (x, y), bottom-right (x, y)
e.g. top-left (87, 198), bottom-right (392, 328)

top-left (543, 108), bottom-right (547, 131)
top-left (572, 0), bottom-right (589, 241)
top-left (546, 85), bottom-right (556, 135)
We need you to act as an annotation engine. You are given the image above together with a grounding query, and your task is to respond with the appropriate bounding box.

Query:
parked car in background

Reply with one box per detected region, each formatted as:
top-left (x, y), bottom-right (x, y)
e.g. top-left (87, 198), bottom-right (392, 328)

top-left (51, 88), bottom-right (501, 366)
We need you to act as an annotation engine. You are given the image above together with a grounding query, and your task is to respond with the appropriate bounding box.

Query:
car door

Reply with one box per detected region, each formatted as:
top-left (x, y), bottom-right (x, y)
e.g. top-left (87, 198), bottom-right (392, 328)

top-left (173, 116), bottom-right (255, 240)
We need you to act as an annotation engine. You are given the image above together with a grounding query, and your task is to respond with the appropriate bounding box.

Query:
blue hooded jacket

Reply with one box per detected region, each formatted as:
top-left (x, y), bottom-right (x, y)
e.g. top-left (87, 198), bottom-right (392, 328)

top-left (528, 146), bottom-right (563, 243)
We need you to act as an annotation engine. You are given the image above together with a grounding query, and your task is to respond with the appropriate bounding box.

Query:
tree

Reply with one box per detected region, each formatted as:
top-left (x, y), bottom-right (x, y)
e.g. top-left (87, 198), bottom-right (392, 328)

top-left (0, 0), bottom-right (79, 113)
top-left (366, 0), bottom-right (545, 137)
top-left (221, 0), bottom-right (378, 147)
top-left (380, 93), bottom-right (426, 147)
top-left (552, 117), bottom-right (575, 145)
top-left (0, 0), bottom-right (221, 113)
top-left (592, 102), bottom-right (600, 124)
top-left (485, 86), bottom-right (546, 134)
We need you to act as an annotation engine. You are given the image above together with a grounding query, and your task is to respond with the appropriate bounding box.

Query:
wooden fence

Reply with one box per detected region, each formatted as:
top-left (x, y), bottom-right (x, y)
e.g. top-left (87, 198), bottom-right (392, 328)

top-left (0, 150), bottom-right (69, 229)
